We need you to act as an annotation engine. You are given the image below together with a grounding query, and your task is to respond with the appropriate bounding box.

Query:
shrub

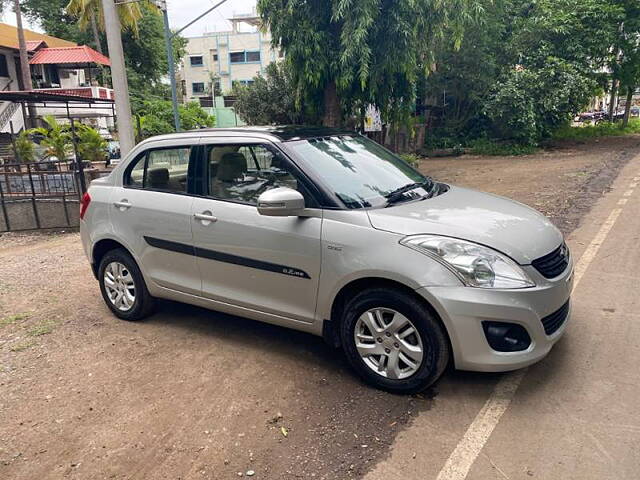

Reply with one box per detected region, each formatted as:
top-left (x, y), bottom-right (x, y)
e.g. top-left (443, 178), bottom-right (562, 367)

top-left (15, 131), bottom-right (36, 163)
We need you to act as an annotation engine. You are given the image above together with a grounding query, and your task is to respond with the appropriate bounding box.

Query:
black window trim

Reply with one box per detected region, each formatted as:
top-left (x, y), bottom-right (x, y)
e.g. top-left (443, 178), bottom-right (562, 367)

top-left (200, 141), bottom-right (323, 208)
top-left (123, 144), bottom-right (200, 197)
top-left (189, 55), bottom-right (204, 66)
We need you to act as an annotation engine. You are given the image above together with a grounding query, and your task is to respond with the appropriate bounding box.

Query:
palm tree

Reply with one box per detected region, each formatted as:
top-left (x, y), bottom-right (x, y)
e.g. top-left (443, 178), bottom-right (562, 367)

top-left (0, 1), bottom-right (35, 127)
top-left (30, 115), bottom-right (73, 161)
top-left (12, 0), bottom-right (32, 92)
top-left (66, 0), bottom-right (151, 45)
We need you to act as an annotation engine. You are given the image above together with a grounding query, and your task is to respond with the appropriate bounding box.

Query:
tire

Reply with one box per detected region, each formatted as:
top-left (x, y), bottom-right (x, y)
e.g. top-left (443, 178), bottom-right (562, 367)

top-left (340, 287), bottom-right (450, 394)
top-left (98, 248), bottom-right (155, 321)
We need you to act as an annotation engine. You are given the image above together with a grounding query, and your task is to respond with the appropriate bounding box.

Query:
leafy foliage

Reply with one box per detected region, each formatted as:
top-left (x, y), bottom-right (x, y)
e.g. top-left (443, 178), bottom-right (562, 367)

top-left (232, 63), bottom-right (302, 125)
top-left (15, 131), bottom-right (36, 163)
top-left (76, 125), bottom-right (107, 162)
top-left (30, 116), bottom-right (72, 161)
top-left (485, 59), bottom-right (596, 144)
top-left (136, 101), bottom-right (215, 138)
top-left (257, 0), bottom-right (482, 126)
top-left (553, 118), bottom-right (640, 141)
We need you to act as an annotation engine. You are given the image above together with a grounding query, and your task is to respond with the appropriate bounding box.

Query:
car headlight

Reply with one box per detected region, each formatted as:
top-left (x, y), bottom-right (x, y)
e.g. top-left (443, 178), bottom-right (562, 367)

top-left (400, 235), bottom-right (535, 289)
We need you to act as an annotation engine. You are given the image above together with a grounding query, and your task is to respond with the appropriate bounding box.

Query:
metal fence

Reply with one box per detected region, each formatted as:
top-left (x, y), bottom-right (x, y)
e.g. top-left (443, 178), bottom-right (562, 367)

top-left (0, 159), bottom-right (81, 232)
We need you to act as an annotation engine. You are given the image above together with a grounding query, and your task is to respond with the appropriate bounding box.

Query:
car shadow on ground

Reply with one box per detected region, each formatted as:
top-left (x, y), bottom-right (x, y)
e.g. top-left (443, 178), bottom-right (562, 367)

top-left (139, 298), bottom-right (532, 402)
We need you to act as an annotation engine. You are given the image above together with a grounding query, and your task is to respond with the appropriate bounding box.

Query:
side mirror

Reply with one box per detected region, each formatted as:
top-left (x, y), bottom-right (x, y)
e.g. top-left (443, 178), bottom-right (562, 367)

top-left (257, 187), bottom-right (305, 216)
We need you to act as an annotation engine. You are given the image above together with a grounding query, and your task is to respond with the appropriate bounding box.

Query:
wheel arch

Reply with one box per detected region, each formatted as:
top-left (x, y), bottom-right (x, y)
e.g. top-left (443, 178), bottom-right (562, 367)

top-left (91, 238), bottom-right (132, 278)
top-left (323, 276), bottom-right (452, 356)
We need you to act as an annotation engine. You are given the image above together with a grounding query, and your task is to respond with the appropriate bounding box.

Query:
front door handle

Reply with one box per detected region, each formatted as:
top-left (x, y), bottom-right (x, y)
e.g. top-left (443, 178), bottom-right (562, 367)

top-left (194, 211), bottom-right (217, 223)
top-left (113, 200), bottom-right (132, 210)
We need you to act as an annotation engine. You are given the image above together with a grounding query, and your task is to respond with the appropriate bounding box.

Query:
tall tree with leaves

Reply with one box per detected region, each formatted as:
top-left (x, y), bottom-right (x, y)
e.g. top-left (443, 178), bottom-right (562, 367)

top-left (258, 0), bottom-right (481, 127)
top-left (66, 0), bottom-right (147, 54)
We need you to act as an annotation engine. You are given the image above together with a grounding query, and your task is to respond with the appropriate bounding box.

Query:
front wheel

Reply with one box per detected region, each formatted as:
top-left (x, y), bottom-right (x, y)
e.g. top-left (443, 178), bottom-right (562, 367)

top-left (340, 288), bottom-right (450, 394)
top-left (98, 248), bottom-right (155, 321)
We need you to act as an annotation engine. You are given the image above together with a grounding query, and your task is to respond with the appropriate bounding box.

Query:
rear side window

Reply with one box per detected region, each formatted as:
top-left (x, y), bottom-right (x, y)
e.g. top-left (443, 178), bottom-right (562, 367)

top-left (125, 146), bottom-right (192, 193)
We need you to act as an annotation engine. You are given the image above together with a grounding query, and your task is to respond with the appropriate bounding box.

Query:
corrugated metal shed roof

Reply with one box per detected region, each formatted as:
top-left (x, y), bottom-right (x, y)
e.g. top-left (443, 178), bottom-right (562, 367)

top-left (29, 46), bottom-right (111, 66)
top-left (26, 40), bottom-right (47, 52)
top-left (0, 23), bottom-right (76, 50)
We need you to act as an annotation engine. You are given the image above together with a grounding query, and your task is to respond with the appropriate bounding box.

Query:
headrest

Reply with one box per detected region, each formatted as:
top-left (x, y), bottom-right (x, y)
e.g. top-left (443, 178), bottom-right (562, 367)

top-left (217, 152), bottom-right (247, 182)
top-left (147, 167), bottom-right (169, 186)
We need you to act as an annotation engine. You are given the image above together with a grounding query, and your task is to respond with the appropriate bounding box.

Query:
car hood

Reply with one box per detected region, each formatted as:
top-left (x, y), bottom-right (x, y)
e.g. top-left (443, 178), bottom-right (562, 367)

top-left (367, 185), bottom-right (562, 264)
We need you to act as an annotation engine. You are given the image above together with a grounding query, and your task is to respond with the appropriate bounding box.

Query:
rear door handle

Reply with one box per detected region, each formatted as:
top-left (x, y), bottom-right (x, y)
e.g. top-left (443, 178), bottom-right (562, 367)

top-left (194, 211), bottom-right (217, 223)
top-left (113, 200), bottom-right (132, 210)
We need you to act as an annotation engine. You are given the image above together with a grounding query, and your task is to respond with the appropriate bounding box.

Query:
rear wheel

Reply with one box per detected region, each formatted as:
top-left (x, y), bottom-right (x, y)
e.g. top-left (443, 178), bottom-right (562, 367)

top-left (98, 248), bottom-right (154, 321)
top-left (340, 287), bottom-right (450, 394)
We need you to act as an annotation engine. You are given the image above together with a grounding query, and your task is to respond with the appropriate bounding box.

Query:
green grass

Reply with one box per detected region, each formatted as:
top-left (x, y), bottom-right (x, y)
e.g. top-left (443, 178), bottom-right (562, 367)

top-left (0, 312), bottom-right (31, 327)
top-left (10, 340), bottom-right (36, 352)
top-left (27, 319), bottom-right (57, 337)
top-left (467, 138), bottom-right (538, 156)
top-left (553, 118), bottom-right (640, 141)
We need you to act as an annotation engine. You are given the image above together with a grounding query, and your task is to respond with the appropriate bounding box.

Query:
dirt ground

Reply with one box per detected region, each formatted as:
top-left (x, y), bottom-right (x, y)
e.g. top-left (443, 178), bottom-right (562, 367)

top-left (1, 135), bottom-right (639, 480)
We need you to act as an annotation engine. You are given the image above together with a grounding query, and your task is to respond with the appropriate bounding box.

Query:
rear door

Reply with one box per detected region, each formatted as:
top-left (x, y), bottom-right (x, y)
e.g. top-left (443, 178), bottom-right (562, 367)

top-left (111, 141), bottom-right (200, 295)
top-left (190, 138), bottom-right (322, 323)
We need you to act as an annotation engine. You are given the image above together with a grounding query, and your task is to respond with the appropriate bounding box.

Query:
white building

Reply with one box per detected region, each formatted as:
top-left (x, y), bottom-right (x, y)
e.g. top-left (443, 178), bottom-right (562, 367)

top-left (180, 11), bottom-right (281, 103)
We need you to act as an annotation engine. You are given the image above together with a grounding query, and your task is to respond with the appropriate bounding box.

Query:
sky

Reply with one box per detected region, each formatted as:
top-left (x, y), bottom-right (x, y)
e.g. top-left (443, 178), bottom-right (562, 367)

top-left (1, 0), bottom-right (258, 38)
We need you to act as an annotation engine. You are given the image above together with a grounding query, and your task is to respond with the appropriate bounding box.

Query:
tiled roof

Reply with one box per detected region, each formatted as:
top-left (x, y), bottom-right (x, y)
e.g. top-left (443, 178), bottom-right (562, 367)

top-left (29, 46), bottom-right (111, 66)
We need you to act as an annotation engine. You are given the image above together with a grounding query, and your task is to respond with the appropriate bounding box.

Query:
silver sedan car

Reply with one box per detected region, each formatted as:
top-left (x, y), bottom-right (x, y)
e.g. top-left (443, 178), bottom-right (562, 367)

top-left (80, 126), bottom-right (572, 393)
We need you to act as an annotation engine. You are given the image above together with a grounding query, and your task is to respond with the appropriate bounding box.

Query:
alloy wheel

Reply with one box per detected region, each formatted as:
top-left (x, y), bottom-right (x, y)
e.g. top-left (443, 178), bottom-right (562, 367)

top-left (103, 261), bottom-right (136, 312)
top-left (354, 307), bottom-right (424, 379)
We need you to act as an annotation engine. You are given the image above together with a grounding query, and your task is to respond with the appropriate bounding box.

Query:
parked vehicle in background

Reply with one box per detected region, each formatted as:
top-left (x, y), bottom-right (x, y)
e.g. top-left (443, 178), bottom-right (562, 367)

top-left (80, 126), bottom-right (573, 393)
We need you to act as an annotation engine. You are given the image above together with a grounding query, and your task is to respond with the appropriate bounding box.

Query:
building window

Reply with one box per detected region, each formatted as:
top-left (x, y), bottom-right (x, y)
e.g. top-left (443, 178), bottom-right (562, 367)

top-left (245, 51), bottom-right (261, 62)
top-left (212, 53), bottom-right (218, 61)
top-left (190, 56), bottom-right (204, 67)
top-left (238, 80), bottom-right (255, 87)
top-left (229, 51), bottom-right (245, 63)
top-left (192, 82), bottom-right (205, 94)
top-left (229, 51), bottom-right (261, 64)
top-left (0, 54), bottom-right (9, 77)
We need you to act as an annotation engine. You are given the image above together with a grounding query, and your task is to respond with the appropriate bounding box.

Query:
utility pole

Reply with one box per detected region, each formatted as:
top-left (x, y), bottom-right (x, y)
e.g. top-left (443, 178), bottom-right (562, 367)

top-left (156, 0), bottom-right (229, 132)
top-left (156, 0), bottom-right (181, 131)
top-left (101, 0), bottom-right (135, 156)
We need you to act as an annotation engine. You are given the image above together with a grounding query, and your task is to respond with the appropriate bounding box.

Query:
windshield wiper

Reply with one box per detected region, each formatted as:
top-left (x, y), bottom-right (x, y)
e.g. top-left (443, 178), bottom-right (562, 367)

top-left (384, 178), bottom-right (434, 206)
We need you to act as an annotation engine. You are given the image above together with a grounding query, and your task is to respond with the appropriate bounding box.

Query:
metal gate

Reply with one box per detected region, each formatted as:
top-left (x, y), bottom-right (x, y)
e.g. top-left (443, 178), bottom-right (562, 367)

top-left (0, 159), bottom-right (80, 232)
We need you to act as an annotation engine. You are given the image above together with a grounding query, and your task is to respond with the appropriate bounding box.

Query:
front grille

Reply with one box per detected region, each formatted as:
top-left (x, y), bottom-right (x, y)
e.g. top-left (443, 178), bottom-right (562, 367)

top-left (541, 300), bottom-right (570, 335)
top-left (532, 243), bottom-right (569, 278)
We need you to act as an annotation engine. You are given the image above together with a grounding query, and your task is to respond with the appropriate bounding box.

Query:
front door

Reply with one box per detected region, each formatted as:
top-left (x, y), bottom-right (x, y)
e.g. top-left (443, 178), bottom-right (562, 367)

top-left (112, 143), bottom-right (200, 295)
top-left (191, 139), bottom-right (322, 322)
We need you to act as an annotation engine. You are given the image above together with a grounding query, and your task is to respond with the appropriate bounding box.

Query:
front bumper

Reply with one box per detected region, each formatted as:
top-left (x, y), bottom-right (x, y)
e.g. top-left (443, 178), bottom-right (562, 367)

top-left (416, 263), bottom-right (573, 372)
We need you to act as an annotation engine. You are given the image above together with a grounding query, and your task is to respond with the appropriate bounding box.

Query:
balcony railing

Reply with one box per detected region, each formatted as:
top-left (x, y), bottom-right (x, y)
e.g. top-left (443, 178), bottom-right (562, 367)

top-left (33, 86), bottom-right (114, 100)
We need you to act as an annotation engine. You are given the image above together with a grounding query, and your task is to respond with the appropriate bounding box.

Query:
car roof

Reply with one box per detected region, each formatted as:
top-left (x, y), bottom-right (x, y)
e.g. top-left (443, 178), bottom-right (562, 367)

top-left (193, 125), bottom-right (357, 142)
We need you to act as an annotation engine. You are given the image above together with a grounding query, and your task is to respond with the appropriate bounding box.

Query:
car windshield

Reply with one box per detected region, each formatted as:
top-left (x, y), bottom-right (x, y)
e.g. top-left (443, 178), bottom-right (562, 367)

top-left (285, 135), bottom-right (430, 209)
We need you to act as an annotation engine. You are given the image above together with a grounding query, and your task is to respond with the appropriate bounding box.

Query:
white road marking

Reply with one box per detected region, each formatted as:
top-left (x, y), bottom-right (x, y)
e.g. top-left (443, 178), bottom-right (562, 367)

top-left (435, 201), bottom-right (628, 480)
top-left (623, 190), bottom-right (634, 197)
top-left (618, 198), bottom-right (628, 205)
top-left (435, 370), bottom-right (526, 480)
top-left (571, 207), bottom-right (623, 289)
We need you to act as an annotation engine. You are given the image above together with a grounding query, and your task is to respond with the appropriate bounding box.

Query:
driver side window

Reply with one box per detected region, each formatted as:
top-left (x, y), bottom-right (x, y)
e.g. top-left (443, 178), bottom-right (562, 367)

top-left (206, 144), bottom-right (300, 204)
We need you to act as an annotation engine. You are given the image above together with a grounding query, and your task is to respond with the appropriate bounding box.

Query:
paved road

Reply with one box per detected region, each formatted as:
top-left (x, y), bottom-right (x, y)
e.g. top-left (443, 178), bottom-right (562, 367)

top-left (366, 152), bottom-right (640, 480)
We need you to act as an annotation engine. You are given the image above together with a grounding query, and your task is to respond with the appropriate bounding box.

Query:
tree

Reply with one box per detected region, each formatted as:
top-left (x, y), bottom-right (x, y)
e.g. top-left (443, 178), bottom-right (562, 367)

top-left (30, 116), bottom-right (73, 161)
top-left (257, 0), bottom-right (481, 127)
top-left (136, 100), bottom-right (214, 138)
top-left (76, 124), bottom-right (107, 162)
top-left (15, 131), bottom-right (36, 163)
top-left (232, 62), bottom-right (303, 125)
top-left (66, 0), bottom-right (148, 55)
